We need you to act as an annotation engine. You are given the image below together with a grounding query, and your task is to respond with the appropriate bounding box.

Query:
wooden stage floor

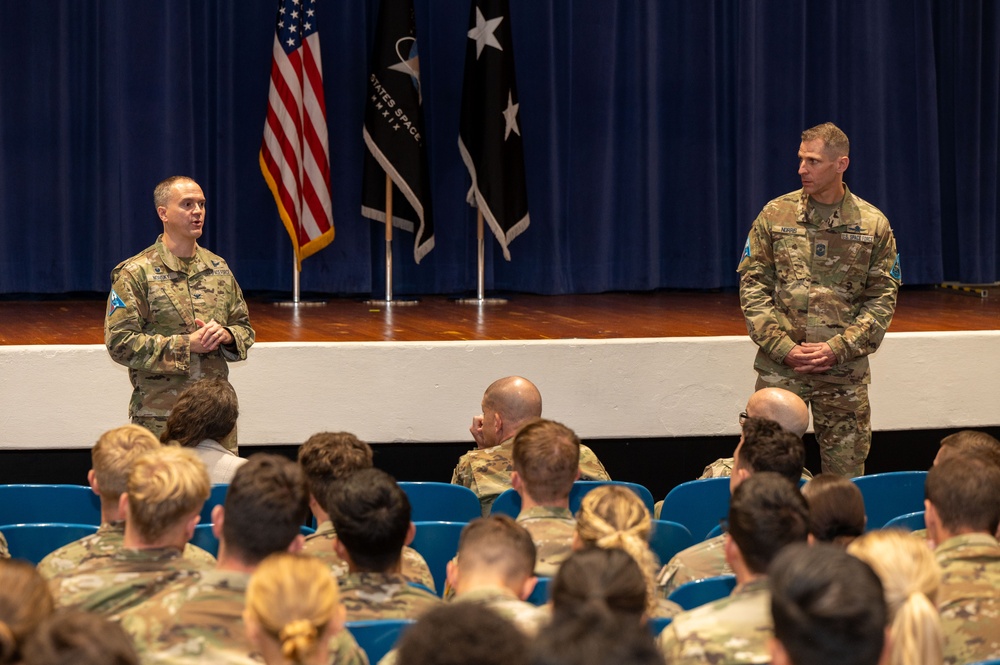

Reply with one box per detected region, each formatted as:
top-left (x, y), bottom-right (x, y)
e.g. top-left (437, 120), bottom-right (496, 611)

top-left (1, 286), bottom-right (998, 345)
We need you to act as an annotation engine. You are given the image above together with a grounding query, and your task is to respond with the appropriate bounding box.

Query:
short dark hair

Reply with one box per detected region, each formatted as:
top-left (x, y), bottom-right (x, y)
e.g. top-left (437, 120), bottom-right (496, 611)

top-left (23, 609), bottom-right (140, 665)
top-left (160, 378), bottom-right (239, 448)
top-left (221, 454), bottom-right (309, 565)
top-left (925, 456), bottom-right (1000, 534)
top-left (153, 175), bottom-right (197, 209)
top-left (457, 515), bottom-right (537, 585)
top-left (297, 432), bottom-right (373, 509)
top-left (397, 603), bottom-right (529, 665)
top-left (327, 468), bottom-right (411, 572)
top-left (801, 473), bottom-right (866, 546)
top-left (938, 430), bottom-right (1000, 469)
top-left (770, 543), bottom-right (886, 665)
top-left (737, 417), bottom-right (805, 483)
top-left (801, 122), bottom-right (850, 157)
top-left (512, 419), bottom-right (580, 503)
top-left (728, 472), bottom-right (809, 574)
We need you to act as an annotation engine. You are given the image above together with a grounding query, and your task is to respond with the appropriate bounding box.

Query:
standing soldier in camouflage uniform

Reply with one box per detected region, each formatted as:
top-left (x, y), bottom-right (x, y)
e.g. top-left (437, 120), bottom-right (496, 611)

top-left (328, 468), bottom-right (442, 621)
top-left (452, 376), bottom-right (610, 516)
top-left (738, 123), bottom-right (901, 478)
top-left (38, 424), bottom-right (215, 579)
top-left (298, 432), bottom-right (436, 593)
top-left (105, 176), bottom-right (254, 442)
top-left (658, 473), bottom-right (809, 665)
top-left (924, 456), bottom-right (1000, 665)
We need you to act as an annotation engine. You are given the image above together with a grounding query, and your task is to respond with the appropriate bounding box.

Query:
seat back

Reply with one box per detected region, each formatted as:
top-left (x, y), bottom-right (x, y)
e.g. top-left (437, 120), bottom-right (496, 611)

top-left (346, 619), bottom-right (415, 664)
top-left (526, 576), bottom-right (551, 606)
top-left (398, 483), bottom-right (482, 523)
top-left (667, 574), bottom-right (737, 611)
top-left (882, 510), bottom-right (926, 532)
top-left (199, 484), bottom-right (229, 526)
top-left (489, 488), bottom-right (521, 518)
top-left (660, 478), bottom-right (731, 543)
top-left (647, 616), bottom-right (674, 636)
top-left (1, 523), bottom-right (99, 565)
top-left (648, 520), bottom-right (695, 564)
top-left (0, 485), bottom-right (101, 526)
top-left (569, 481), bottom-right (656, 515)
top-left (409, 521), bottom-right (466, 596)
top-left (851, 471), bottom-right (928, 530)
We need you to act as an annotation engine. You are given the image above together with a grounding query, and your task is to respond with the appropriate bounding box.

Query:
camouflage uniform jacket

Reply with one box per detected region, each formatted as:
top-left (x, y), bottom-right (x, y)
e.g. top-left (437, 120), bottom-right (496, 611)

top-left (118, 569), bottom-right (367, 665)
top-left (0, 531), bottom-right (7, 559)
top-left (452, 437), bottom-right (611, 516)
top-left (657, 578), bottom-right (771, 665)
top-left (338, 571), bottom-right (442, 621)
top-left (37, 521), bottom-right (217, 580)
top-left (656, 534), bottom-right (730, 597)
top-left (105, 234), bottom-right (254, 434)
top-left (698, 458), bottom-right (813, 482)
top-left (49, 546), bottom-right (209, 616)
top-left (517, 506), bottom-right (576, 577)
top-left (934, 533), bottom-right (1000, 665)
top-left (302, 521), bottom-right (436, 593)
top-left (451, 587), bottom-right (549, 636)
top-left (737, 186), bottom-right (900, 385)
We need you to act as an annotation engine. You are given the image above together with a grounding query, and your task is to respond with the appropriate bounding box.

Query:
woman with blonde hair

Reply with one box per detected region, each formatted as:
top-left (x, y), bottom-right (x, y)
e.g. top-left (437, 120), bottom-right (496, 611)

top-left (244, 553), bottom-right (348, 665)
top-left (574, 485), bottom-right (680, 618)
top-left (847, 530), bottom-right (943, 665)
top-left (0, 560), bottom-right (55, 665)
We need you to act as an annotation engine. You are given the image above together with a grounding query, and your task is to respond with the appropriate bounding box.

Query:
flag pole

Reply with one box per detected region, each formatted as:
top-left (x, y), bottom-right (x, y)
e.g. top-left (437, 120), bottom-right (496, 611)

top-left (366, 173), bottom-right (418, 306)
top-left (293, 253), bottom-right (301, 304)
top-left (456, 209), bottom-right (507, 305)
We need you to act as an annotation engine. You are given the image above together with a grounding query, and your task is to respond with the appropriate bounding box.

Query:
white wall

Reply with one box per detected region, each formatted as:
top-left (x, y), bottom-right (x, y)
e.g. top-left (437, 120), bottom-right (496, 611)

top-left (2, 331), bottom-right (998, 449)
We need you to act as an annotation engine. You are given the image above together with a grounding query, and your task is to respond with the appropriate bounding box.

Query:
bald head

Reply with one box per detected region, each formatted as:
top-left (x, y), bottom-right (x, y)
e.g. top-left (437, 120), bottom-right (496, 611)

top-left (481, 377), bottom-right (542, 447)
top-left (746, 388), bottom-right (809, 437)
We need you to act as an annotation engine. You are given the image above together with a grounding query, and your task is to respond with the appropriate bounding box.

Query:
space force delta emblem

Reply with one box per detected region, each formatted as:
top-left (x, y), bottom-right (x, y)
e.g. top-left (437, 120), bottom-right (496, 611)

top-left (108, 289), bottom-right (126, 316)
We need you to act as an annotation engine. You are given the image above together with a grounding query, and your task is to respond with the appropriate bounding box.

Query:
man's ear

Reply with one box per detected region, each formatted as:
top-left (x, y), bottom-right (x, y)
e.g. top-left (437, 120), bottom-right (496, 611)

top-left (768, 637), bottom-right (791, 665)
top-left (119, 493), bottom-right (130, 520)
top-left (211, 505), bottom-right (225, 539)
top-left (836, 155), bottom-right (850, 174)
top-left (87, 469), bottom-right (100, 495)
top-left (517, 575), bottom-right (538, 602)
top-left (287, 533), bottom-right (306, 553)
top-left (404, 521), bottom-right (416, 547)
top-left (511, 471), bottom-right (523, 492)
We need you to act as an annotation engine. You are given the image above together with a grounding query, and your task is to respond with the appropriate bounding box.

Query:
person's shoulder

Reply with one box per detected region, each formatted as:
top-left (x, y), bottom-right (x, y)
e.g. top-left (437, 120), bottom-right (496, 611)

top-left (760, 190), bottom-right (804, 213)
top-left (112, 242), bottom-right (161, 279)
top-left (670, 584), bottom-right (770, 638)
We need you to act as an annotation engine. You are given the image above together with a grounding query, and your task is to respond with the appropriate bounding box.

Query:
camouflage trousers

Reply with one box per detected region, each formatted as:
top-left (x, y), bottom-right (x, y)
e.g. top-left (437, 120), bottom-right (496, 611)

top-left (755, 373), bottom-right (871, 478)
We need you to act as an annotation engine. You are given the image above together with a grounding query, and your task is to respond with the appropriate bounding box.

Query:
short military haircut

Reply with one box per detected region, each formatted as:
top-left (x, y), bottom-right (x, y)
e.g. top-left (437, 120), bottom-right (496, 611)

top-left (801, 122), bottom-right (850, 158)
top-left (297, 431), bottom-right (373, 509)
top-left (938, 430), bottom-right (1000, 469)
top-left (160, 378), bottom-right (239, 448)
top-left (925, 456), bottom-right (1000, 535)
top-left (91, 425), bottom-right (161, 501)
top-left (770, 543), bottom-right (886, 665)
top-left (512, 419), bottom-right (580, 503)
top-left (23, 609), bottom-right (139, 665)
top-left (728, 472), bottom-right (809, 574)
top-left (221, 454), bottom-right (309, 565)
top-left (457, 515), bottom-right (537, 586)
top-left (153, 175), bottom-right (196, 209)
top-left (326, 467), bottom-right (411, 572)
top-left (397, 603), bottom-right (529, 665)
top-left (737, 417), bottom-right (805, 484)
top-left (801, 473), bottom-right (866, 546)
top-left (126, 446), bottom-right (211, 543)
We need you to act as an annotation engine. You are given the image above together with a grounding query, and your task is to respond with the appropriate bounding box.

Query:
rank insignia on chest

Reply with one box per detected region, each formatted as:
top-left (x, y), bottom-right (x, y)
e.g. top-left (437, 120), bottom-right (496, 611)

top-left (815, 240), bottom-right (828, 257)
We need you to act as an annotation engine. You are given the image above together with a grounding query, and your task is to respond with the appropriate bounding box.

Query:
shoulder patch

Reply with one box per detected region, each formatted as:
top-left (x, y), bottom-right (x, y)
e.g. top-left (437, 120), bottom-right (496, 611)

top-left (108, 289), bottom-right (126, 316)
top-left (890, 253), bottom-right (902, 281)
top-left (742, 238), bottom-right (751, 260)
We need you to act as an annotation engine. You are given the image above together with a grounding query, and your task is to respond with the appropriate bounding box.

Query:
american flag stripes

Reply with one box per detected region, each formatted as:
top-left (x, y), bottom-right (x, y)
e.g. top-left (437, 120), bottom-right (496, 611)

top-left (260, 0), bottom-right (334, 269)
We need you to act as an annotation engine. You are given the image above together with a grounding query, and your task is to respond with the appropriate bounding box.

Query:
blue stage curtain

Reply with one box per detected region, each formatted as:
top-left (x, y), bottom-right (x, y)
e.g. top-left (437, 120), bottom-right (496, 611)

top-left (0, 0), bottom-right (997, 295)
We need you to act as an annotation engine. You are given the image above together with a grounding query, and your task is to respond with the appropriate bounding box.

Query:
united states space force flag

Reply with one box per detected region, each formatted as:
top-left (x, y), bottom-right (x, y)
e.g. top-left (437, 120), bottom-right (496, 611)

top-left (361, 0), bottom-right (434, 263)
top-left (458, 0), bottom-right (530, 261)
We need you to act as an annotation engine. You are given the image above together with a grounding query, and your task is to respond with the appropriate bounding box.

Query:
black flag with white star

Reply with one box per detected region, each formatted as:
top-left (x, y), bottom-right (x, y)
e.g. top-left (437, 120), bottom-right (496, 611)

top-left (458, 0), bottom-right (530, 261)
top-left (361, 0), bottom-right (434, 263)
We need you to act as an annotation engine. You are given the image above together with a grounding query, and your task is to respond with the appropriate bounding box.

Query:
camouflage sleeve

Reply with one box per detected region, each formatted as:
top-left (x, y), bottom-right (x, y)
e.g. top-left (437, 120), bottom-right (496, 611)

top-left (105, 264), bottom-right (192, 375)
top-left (656, 622), bottom-right (682, 662)
top-left (579, 446), bottom-right (611, 481)
top-left (737, 215), bottom-right (798, 364)
top-left (219, 279), bottom-right (254, 362)
top-left (825, 218), bottom-right (900, 363)
top-left (451, 454), bottom-right (472, 488)
top-left (330, 629), bottom-right (370, 665)
top-left (0, 531), bottom-right (8, 559)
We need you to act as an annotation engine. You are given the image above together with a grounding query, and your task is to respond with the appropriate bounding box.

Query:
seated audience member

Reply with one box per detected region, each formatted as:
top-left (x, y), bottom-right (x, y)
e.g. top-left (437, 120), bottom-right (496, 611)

top-left (38, 424), bottom-right (214, 579)
top-left (511, 419), bottom-right (582, 576)
top-left (574, 485), bottom-right (681, 618)
top-left (452, 376), bottom-right (610, 516)
top-left (445, 515), bottom-right (546, 635)
top-left (0, 560), bottom-right (54, 665)
top-left (327, 468), bottom-right (441, 620)
top-left (22, 610), bottom-right (139, 665)
top-left (769, 543), bottom-right (888, 665)
top-left (658, 417), bottom-right (805, 594)
top-left (848, 530), bottom-right (943, 665)
top-left (924, 456), bottom-right (1000, 664)
top-left (658, 473), bottom-right (809, 664)
top-left (397, 603), bottom-right (530, 665)
top-left (160, 377), bottom-right (246, 483)
top-left (298, 431), bottom-right (435, 591)
top-left (244, 553), bottom-right (355, 665)
top-left (933, 429), bottom-right (1000, 468)
top-left (801, 473), bottom-right (866, 546)
top-left (49, 446), bottom-right (212, 615)
top-left (531, 548), bottom-right (664, 665)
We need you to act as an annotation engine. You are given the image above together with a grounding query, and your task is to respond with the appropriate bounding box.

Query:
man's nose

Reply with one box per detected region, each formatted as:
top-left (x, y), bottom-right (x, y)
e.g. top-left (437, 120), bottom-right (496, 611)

top-left (797, 161), bottom-right (807, 175)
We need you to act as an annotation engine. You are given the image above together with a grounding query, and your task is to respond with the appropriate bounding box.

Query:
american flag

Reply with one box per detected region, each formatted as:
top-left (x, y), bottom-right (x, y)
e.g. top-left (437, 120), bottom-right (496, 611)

top-left (260, 0), bottom-right (334, 269)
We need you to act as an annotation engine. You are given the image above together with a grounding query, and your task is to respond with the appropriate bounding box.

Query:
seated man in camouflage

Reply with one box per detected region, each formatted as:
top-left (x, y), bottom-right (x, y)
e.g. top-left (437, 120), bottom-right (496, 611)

top-left (446, 515), bottom-right (547, 635)
top-left (38, 424), bottom-right (215, 579)
top-left (452, 376), bottom-right (610, 516)
top-left (328, 468), bottom-right (441, 620)
top-left (511, 418), bottom-right (580, 577)
top-left (298, 431), bottom-right (435, 592)
top-left (49, 446), bottom-right (212, 615)
top-left (118, 453), bottom-right (366, 665)
top-left (658, 473), bottom-right (809, 664)
top-left (657, 417), bottom-right (805, 595)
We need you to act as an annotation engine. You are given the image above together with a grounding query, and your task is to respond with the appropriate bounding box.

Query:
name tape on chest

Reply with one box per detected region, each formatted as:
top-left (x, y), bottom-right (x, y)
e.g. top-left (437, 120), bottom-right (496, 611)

top-left (771, 225), bottom-right (807, 236)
